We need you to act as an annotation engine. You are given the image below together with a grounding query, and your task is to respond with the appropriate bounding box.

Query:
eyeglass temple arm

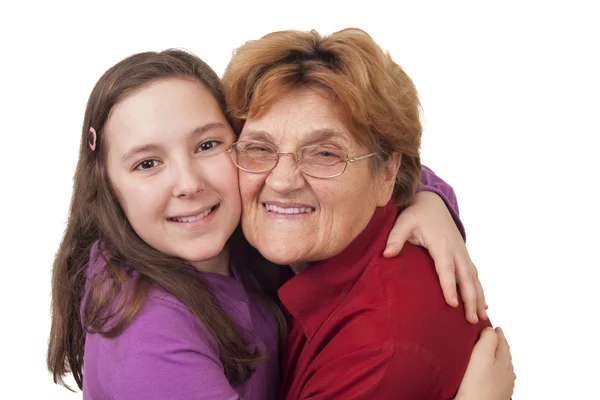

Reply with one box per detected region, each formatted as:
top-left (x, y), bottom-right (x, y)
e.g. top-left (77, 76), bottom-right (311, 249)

top-left (348, 152), bottom-right (377, 163)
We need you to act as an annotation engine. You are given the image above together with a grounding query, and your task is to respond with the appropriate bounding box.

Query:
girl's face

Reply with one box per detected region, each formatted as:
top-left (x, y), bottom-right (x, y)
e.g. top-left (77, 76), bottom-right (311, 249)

top-left (104, 77), bottom-right (241, 273)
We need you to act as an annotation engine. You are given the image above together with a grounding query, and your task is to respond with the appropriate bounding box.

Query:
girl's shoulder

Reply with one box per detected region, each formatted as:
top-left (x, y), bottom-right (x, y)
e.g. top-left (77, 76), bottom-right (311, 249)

top-left (86, 240), bottom-right (194, 312)
top-left (87, 240), bottom-right (107, 278)
top-left (85, 240), bottom-right (211, 331)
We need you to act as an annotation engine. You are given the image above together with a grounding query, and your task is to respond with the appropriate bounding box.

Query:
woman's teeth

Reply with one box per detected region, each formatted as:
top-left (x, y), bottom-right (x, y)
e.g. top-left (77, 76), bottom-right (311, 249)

top-left (265, 204), bottom-right (315, 214)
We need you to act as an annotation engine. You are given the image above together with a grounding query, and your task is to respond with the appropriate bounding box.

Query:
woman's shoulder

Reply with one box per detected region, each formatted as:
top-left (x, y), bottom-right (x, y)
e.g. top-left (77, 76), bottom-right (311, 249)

top-left (368, 242), bottom-right (484, 329)
top-left (373, 242), bottom-right (440, 292)
top-left (371, 242), bottom-right (490, 348)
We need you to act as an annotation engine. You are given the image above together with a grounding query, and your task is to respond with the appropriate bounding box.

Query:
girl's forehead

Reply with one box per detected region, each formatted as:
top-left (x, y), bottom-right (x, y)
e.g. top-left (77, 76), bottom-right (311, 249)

top-left (105, 79), bottom-right (227, 146)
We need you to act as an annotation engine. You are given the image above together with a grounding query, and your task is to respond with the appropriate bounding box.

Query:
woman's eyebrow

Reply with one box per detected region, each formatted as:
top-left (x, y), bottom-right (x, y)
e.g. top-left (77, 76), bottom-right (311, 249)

top-left (301, 128), bottom-right (347, 145)
top-left (241, 129), bottom-right (274, 142)
top-left (242, 128), bottom-right (348, 146)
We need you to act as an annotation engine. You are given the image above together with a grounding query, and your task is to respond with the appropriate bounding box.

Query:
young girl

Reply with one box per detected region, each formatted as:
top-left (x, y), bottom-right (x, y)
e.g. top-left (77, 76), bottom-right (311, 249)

top-left (47, 49), bottom-right (513, 399)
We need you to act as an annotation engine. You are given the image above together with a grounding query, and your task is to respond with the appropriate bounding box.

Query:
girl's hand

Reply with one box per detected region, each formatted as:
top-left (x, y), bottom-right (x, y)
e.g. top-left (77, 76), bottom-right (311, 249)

top-left (455, 327), bottom-right (516, 400)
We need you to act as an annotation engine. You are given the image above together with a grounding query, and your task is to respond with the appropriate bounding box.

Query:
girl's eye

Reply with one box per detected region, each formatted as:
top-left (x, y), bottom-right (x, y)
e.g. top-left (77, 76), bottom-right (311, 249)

top-left (197, 140), bottom-right (221, 152)
top-left (135, 159), bottom-right (160, 170)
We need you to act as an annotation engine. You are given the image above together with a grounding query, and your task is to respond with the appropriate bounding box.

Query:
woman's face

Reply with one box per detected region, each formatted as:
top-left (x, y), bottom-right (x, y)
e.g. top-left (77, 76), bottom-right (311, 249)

top-left (238, 88), bottom-right (395, 271)
top-left (104, 77), bottom-right (241, 272)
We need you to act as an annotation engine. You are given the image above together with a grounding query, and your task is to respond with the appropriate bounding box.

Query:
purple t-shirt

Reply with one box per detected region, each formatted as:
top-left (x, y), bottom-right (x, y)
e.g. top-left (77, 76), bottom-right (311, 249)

top-left (418, 165), bottom-right (465, 240)
top-left (81, 242), bottom-right (280, 400)
top-left (79, 166), bottom-right (460, 399)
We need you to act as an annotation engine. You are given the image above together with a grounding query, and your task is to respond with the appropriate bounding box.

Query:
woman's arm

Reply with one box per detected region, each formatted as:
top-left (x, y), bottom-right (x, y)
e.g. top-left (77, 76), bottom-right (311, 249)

top-left (385, 166), bottom-right (487, 324)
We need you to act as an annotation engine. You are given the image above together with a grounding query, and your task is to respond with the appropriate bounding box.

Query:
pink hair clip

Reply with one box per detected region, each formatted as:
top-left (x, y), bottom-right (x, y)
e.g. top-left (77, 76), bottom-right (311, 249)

top-left (89, 127), bottom-right (97, 151)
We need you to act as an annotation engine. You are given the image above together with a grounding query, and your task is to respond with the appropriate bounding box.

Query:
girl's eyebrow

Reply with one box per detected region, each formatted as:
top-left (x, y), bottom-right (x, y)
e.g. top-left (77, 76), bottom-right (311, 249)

top-left (186, 122), bottom-right (227, 141)
top-left (121, 143), bottom-right (162, 164)
top-left (121, 122), bottom-right (226, 163)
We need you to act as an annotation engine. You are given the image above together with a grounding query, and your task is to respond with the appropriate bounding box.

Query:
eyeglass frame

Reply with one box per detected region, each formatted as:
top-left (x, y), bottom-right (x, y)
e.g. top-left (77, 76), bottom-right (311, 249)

top-left (226, 140), bottom-right (377, 179)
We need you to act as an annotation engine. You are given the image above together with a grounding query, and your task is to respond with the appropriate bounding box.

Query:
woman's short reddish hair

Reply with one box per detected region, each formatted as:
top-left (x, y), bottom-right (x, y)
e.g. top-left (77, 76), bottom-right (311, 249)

top-left (223, 28), bottom-right (423, 206)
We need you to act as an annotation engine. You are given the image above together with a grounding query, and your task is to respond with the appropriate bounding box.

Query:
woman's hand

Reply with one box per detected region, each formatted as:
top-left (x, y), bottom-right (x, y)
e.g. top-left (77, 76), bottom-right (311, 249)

top-left (384, 191), bottom-right (487, 323)
top-left (455, 327), bottom-right (516, 400)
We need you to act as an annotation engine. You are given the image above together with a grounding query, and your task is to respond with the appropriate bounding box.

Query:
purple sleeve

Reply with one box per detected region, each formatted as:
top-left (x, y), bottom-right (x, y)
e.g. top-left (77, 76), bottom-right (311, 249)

top-left (416, 165), bottom-right (466, 240)
top-left (84, 293), bottom-right (242, 400)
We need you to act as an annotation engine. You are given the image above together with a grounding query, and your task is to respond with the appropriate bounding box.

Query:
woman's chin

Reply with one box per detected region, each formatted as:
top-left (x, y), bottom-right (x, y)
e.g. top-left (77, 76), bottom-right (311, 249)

top-left (257, 244), bottom-right (311, 267)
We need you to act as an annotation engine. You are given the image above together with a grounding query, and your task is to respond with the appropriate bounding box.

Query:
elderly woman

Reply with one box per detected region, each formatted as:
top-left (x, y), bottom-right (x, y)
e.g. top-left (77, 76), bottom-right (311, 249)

top-left (223, 29), bottom-right (507, 399)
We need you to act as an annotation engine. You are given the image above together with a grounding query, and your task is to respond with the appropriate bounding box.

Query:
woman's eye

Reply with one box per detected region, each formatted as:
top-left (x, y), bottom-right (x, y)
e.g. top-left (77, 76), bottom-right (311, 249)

top-left (197, 140), bottom-right (221, 152)
top-left (247, 145), bottom-right (271, 152)
top-left (318, 151), bottom-right (336, 157)
top-left (135, 159), bottom-right (160, 170)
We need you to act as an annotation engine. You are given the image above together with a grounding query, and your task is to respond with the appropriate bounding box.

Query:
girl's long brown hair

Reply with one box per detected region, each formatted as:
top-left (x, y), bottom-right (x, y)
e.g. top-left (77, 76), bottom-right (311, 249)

top-left (47, 49), bottom-right (285, 390)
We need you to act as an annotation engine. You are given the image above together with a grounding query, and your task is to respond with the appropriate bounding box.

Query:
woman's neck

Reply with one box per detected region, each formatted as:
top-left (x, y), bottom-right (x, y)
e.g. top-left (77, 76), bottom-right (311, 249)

top-left (290, 262), bottom-right (311, 274)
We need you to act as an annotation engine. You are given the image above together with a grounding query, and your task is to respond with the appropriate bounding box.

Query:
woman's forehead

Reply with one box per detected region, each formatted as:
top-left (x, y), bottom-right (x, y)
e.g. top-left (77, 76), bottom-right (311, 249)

top-left (242, 88), bottom-right (356, 147)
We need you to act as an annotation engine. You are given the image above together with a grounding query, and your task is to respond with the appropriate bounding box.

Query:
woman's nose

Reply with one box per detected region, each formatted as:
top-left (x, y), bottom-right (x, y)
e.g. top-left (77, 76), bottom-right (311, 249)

top-left (265, 153), bottom-right (304, 195)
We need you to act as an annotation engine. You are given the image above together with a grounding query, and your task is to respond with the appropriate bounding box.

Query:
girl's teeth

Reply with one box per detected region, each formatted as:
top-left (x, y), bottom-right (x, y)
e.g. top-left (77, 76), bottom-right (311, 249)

top-left (265, 204), bottom-right (315, 214)
top-left (173, 207), bottom-right (214, 222)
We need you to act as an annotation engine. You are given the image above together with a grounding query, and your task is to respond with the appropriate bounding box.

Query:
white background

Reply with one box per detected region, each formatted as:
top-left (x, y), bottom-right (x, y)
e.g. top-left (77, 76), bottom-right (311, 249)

top-left (1, 1), bottom-right (598, 398)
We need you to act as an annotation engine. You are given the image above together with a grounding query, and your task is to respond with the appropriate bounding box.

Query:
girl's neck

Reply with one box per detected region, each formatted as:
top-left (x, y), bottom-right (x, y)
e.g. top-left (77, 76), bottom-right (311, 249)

top-left (189, 246), bottom-right (231, 276)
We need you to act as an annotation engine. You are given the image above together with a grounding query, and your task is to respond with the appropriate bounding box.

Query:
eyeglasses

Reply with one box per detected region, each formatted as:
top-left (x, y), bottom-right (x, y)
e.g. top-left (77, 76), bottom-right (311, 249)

top-left (226, 140), bottom-right (377, 179)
